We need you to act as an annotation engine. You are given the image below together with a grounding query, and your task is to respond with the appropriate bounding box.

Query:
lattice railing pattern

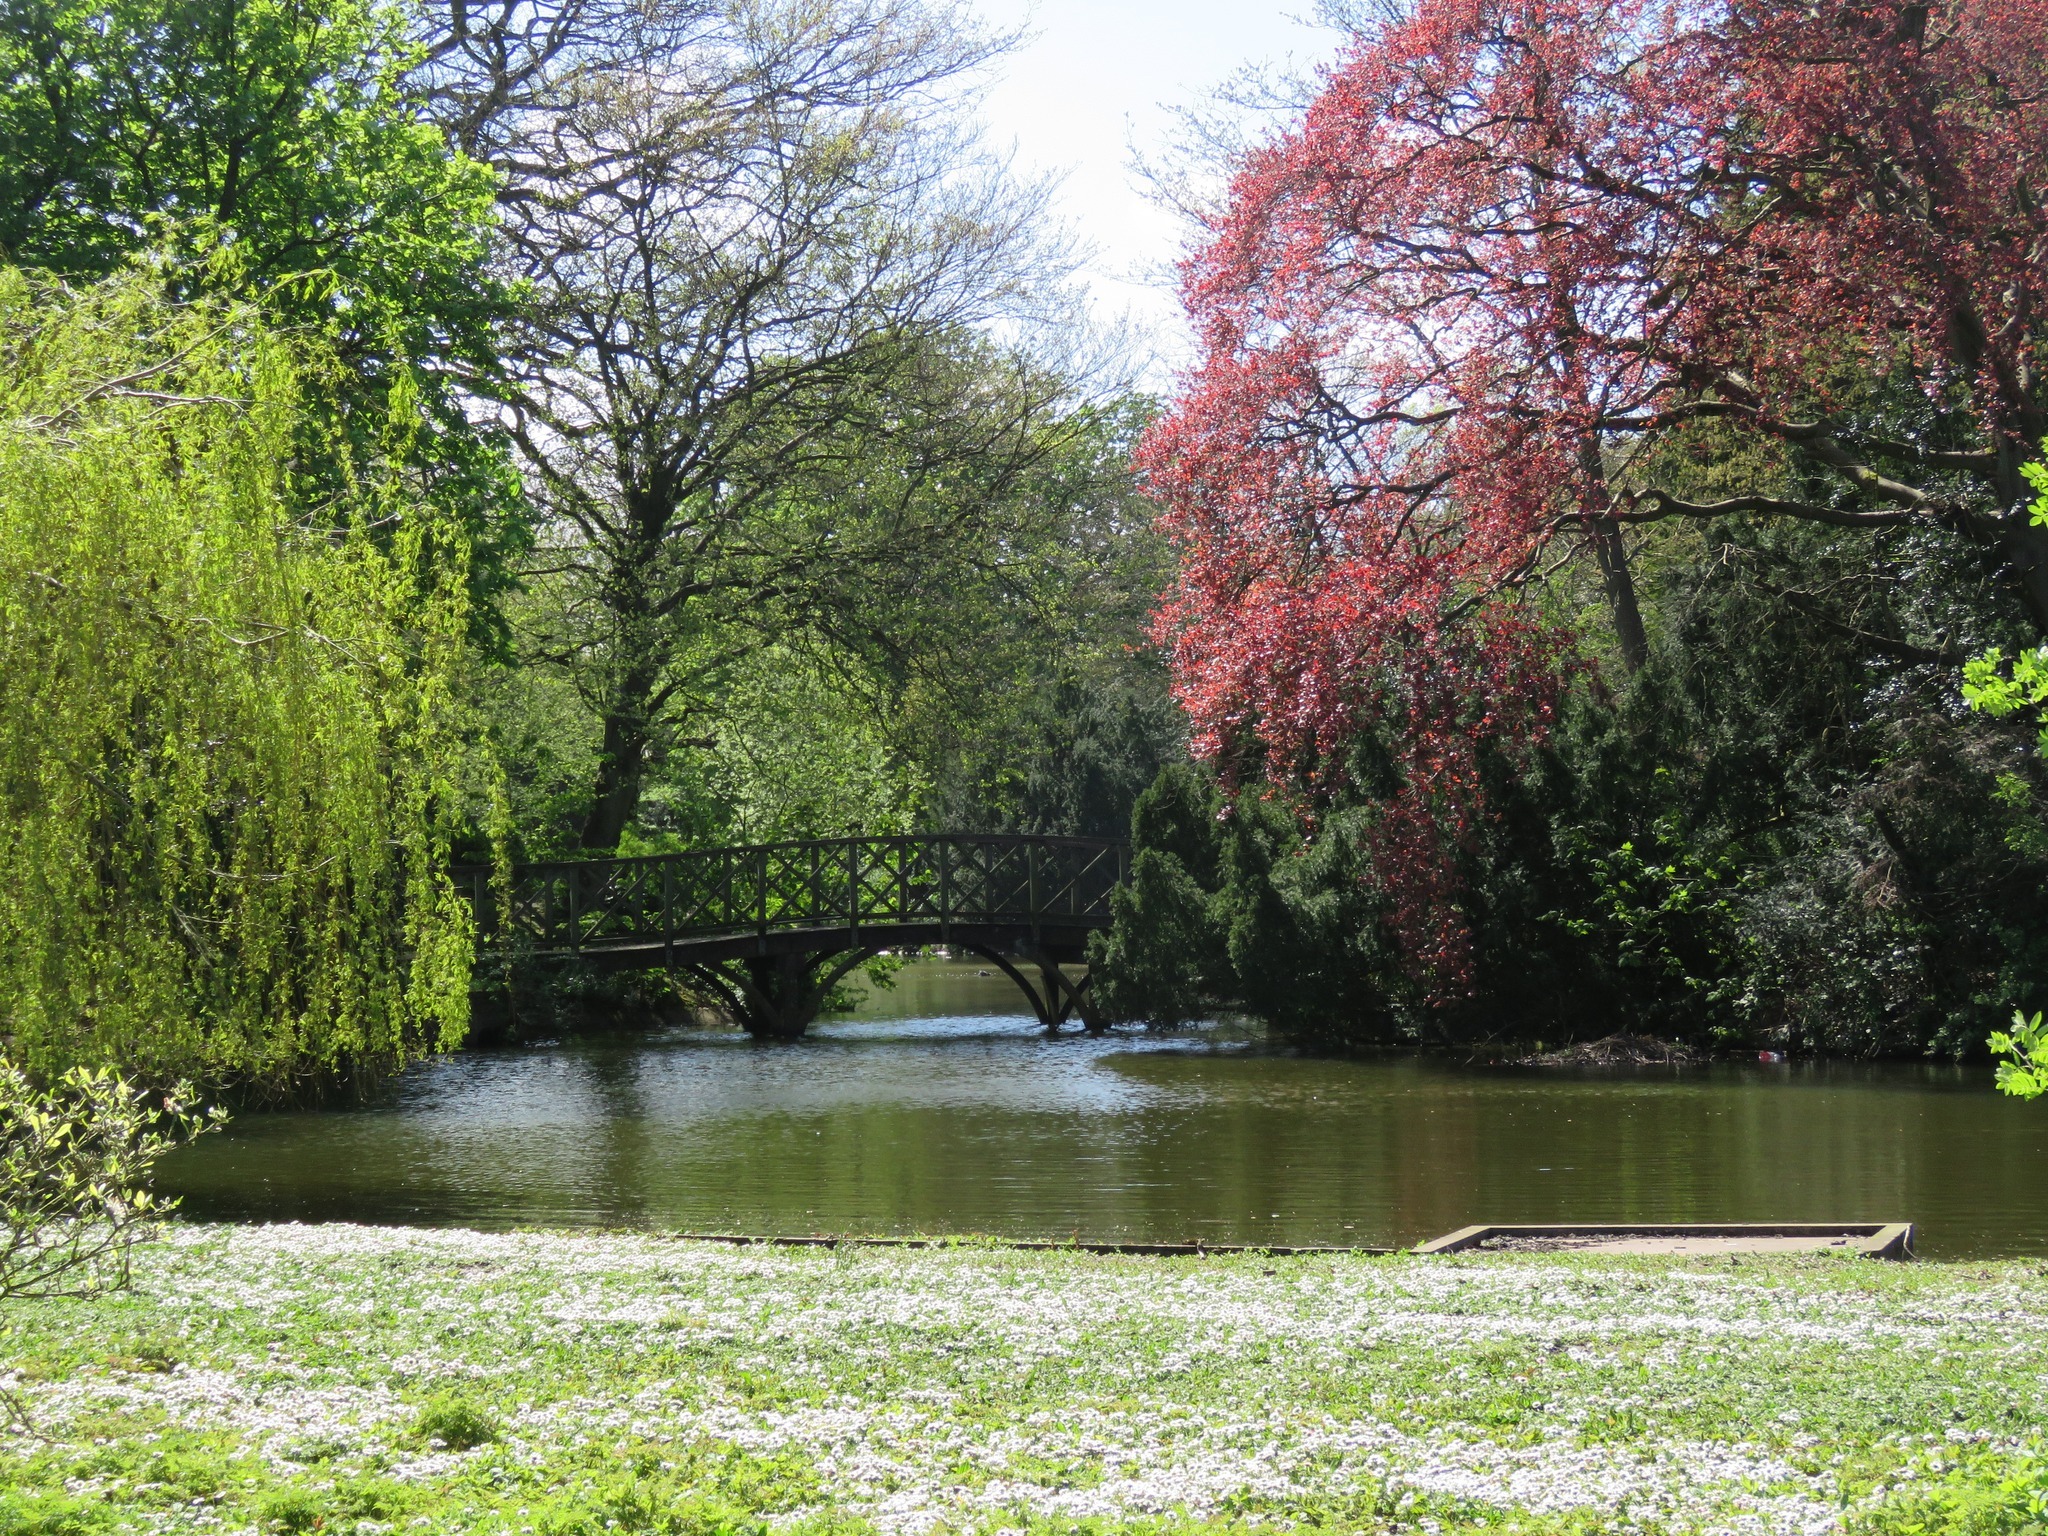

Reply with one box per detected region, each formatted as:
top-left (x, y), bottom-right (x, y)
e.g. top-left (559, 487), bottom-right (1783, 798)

top-left (458, 835), bottom-right (1127, 956)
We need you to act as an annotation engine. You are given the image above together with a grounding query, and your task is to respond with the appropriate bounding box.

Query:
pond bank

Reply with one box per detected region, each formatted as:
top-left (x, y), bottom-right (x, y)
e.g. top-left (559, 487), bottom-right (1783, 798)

top-left (3, 1224), bottom-right (2044, 1534)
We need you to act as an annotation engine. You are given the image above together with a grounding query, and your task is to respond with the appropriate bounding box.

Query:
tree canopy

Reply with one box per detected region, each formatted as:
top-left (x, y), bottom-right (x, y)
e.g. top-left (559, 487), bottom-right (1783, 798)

top-left (0, 0), bottom-right (522, 626)
top-left (0, 269), bottom-right (488, 1090)
top-left (1143, 0), bottom-right (2048, 991)
top-left (450, 0), bottom-right (1108, 853)
top-left (0, 0), bottom-right (497, 324)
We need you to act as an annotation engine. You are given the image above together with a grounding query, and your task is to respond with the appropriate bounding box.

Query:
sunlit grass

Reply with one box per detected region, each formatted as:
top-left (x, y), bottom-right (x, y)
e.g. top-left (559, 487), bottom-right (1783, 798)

top-left (1, 1225), bottom-right (2043, 1533)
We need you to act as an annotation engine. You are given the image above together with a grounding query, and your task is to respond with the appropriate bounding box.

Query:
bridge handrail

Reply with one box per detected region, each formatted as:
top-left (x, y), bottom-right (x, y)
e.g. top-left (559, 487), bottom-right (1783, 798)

top-left (458, 832), bottom-right (1129, 958)
top-left (451, 830), bottom-right (1126, 882)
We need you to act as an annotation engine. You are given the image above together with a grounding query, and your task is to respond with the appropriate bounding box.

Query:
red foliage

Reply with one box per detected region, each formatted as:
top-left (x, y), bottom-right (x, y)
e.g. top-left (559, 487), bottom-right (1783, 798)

top-left (1143, 0), bottom-right (2048, 989)
top-left (1688, 0), bottom-right (2048, 456)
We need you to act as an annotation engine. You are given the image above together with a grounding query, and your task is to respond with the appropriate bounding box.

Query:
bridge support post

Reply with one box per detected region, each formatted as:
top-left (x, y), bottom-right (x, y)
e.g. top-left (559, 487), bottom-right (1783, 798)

top-left (962, 944), bottom-right (1100, 1034)
top-left (684, 949), bottom-right (881, 1040)
top-left (1031, 951), bottom-right (1103, 1034)
top-left (743, 953), bottom-right (814, 1041)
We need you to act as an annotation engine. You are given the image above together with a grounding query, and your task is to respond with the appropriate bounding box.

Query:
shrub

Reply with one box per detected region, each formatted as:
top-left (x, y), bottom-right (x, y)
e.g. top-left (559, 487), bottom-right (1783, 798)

top-left (414, 1395), bottom-right (498, 1451)
top-left (0, 1058), bottom-right (216, 1300)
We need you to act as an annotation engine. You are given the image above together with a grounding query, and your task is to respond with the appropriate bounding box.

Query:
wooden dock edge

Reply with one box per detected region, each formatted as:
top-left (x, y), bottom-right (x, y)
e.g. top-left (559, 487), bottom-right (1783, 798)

top-left (1414, 1222), bottom-right (1916, 1259)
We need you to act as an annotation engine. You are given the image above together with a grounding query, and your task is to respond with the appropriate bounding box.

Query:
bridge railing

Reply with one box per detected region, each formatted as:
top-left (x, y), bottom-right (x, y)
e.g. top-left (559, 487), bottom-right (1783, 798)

top-left (457, 834), bottom-right (1128, 958)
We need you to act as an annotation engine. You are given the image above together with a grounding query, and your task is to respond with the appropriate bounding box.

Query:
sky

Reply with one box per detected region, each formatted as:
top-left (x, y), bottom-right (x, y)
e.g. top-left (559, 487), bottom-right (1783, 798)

top-left (967, 0), bottom-right (1346, 380)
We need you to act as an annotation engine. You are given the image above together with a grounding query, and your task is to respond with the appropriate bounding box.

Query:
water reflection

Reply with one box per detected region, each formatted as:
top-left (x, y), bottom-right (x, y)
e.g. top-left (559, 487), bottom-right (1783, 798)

top-left (160, 963), bottom-right (2048, 1256)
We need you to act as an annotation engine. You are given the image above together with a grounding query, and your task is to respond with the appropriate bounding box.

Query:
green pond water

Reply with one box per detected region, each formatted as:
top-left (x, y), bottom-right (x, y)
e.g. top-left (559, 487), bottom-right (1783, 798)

top-left (161, 961), bottom-right (2048, 1257)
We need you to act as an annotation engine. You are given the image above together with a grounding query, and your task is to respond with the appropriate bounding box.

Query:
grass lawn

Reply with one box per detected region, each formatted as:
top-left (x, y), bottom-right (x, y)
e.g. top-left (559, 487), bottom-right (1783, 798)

top-left (1, 1224), bottom-right (2044, 1535)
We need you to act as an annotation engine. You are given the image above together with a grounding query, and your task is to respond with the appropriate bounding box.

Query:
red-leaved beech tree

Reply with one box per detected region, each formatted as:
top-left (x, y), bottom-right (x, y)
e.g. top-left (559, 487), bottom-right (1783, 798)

top-left (1143, 0), bottom-right (2048, 989)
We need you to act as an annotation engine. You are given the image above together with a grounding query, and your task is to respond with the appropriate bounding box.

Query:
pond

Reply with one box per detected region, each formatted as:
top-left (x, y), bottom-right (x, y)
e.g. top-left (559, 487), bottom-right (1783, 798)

top-left (161, 961), bottom-right (2048, 1258)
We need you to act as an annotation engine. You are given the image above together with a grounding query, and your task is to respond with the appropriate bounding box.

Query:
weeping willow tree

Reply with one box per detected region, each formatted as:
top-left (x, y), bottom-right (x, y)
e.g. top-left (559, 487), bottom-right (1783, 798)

top-left (0, 268), bottom-right (492, 1091)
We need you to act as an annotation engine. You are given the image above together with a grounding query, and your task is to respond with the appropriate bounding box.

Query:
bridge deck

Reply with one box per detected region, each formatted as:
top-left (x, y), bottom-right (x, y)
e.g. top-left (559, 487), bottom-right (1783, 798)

top-left (460, 833), bottom-right (1126, 966)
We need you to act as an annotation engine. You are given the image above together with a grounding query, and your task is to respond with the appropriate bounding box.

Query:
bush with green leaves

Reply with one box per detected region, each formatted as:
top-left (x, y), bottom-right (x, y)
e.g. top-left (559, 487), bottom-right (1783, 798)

top-left (0, 1058), bottom-right (216, 1300)
top-left (1962, 455), bottom-right (2048, 1093)
top-left (0, 267), bottom-right (495, 1090)
top-left (1089, 765), bottom-right (1405, 1040)
top-left (1990, 1012), bottom-right (2048, 1100)
top-left (412, 1395), bottom-right (498, 1451)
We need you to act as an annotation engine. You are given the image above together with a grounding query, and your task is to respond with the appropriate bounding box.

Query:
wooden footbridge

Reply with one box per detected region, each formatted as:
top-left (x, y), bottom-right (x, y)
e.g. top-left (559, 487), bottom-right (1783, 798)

top-left (457, 834), bottom-right (1127, 1039)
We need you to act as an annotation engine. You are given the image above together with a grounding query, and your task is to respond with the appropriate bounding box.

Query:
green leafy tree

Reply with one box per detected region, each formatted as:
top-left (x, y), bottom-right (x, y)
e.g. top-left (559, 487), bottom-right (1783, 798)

top-left (910, 397), bottom-right (1184, 841)
top-left (0, 0), bottom-right (494, 321)
top-left (1088, 766), bottom-right (1232, 1026)
top-left (1963, 460), bottom-right (2048, 746)
top-left (1089, 765), bottom-right (1404, 1039)
top-left (0, 0), bottom-right (520, 627)
top-left (1963, 457), bottom-right (2048, 1093)
top-left (0, 269), bottom-right (491, 1089)
top-left (467, 0), bottom-right (1093, 852)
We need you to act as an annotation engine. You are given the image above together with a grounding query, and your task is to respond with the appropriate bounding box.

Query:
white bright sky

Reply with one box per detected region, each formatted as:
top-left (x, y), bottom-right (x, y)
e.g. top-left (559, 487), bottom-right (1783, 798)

top-left (967, 0), bottom-right (1347, 383)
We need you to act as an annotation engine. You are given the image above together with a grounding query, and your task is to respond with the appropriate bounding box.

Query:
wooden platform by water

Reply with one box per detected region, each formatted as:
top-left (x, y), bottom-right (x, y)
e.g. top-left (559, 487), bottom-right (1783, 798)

top-left (1416, 1222), bottom-right (1916, 1258)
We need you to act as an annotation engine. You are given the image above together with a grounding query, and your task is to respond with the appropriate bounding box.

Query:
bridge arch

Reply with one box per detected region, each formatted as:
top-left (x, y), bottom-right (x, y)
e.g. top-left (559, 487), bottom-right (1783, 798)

top-left (458, 833), bottom-right (1126, 1038)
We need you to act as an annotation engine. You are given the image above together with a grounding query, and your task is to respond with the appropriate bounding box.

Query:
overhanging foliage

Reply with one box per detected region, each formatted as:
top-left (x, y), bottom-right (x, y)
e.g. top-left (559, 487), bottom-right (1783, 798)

top-left (0, 268), bottom-right (492, 1088)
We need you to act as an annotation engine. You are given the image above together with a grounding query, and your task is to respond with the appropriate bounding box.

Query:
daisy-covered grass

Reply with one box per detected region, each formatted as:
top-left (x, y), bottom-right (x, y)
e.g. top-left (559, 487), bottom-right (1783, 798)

top-left (1, 1224), bottom-right (2043, 1535)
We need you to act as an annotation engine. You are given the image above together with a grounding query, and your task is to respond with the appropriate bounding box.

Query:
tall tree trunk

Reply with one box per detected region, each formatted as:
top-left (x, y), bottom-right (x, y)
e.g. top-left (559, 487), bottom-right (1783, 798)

top-left (1994, 438), bottom-right (2048, 640)
top-left (579, 709), bottom-right (647, 852)
top-left (579, 662), bottom-right (658, 851)
top-left (1577, 437), bottom-right (1650, 674)
top-left (1586, 511), bottom-right (1650, 673)
top-left (1998, 516), bottom-right (2048, 641)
